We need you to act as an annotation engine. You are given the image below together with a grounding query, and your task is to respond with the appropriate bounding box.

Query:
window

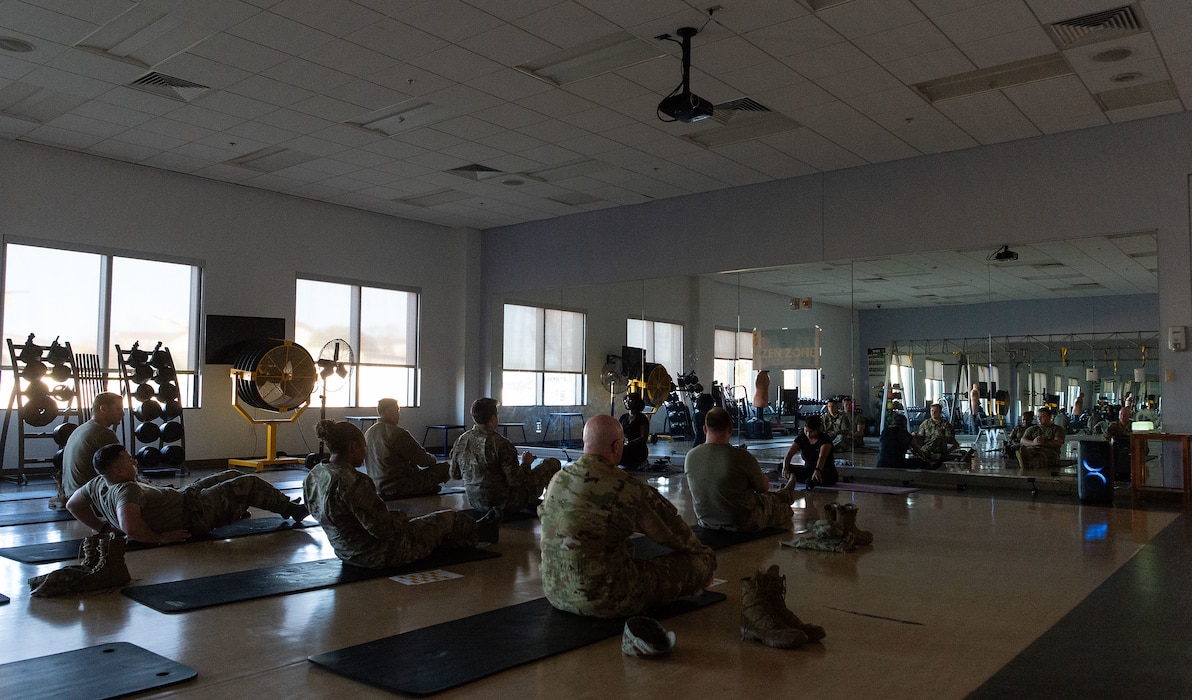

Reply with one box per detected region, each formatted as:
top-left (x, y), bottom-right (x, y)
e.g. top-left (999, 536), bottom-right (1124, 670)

top-left (924, 359), bottom-right (944, 405)
top-left (294, 278), bottom-right (419, 408)
top-left (1065, 378), bottom-right (1080, 412)
top-left (626, 318), bottom-right (683, 375)
top-left (713, 329), bottom-right (753, 393)
top-left (502, 304), bottom-right (585, 406)
top-left (890, 354), bottom-right (914, 407)
top-left (781, 369), bottom-right (820, 401)
top-left (2, 242), bottom-right (201, 405)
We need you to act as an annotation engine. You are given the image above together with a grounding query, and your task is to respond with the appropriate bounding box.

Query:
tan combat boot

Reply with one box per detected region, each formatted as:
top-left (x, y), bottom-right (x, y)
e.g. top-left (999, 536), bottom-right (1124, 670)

top-left (27, 534), bottom-right (103, 591)
top-left (74, 533), bottom-right (131, 593)
top-left (741, 566), bottom-right (809, 649)
top-left (765, 565), bottom-right (827, 643)
top-left (837, 503), bottom-right (873, 546)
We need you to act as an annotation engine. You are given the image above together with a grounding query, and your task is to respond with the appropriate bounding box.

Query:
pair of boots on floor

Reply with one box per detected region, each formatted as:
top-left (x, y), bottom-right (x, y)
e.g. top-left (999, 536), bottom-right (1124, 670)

top-left (28, 533), bottom-right (130, 597)
top-left (791, 502), bottom-right (873, 552)
top-left (741, 565), bottom-right (826, 648)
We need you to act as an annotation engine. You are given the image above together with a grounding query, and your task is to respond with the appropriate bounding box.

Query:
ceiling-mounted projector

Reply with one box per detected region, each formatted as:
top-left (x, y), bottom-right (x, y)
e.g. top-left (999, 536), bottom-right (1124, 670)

top-left (657, 27), bottom-right (713, 123)
top-left (992, 245), bottom-right (1019, 261)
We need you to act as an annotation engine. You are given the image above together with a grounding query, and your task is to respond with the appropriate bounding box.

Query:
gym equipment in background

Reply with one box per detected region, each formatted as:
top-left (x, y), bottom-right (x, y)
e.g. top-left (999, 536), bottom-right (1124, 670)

top-left (1, 335), bottom-right (81, 484)
top-left (305, 338), bottom-right (355, 469)
top-left (117, 342), bottom-right (188, 476)
top-left (228, 339), bottom-right (316, 472)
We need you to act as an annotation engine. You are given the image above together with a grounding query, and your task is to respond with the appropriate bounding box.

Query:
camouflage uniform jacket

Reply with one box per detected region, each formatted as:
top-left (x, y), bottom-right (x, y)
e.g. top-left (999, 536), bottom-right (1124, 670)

top-left (538, 454), bottom-right (711, 611)
top-left (822, 411), bottom-right (852, 440)
top-left (449, 425), bottom-right (524, 509)
top-left (365, 421), bottom-right (438, 495)
top-left (1022, 423), bottom-right (1066, 455)
top-left (304, 458), bottom-right (411, 568)
top-left (1104, 421), bottom-right (1131, 444)
top-left (915, 417), bottom-right (955, 454)
top-left (1007, 424), bottom-right (1031, 447)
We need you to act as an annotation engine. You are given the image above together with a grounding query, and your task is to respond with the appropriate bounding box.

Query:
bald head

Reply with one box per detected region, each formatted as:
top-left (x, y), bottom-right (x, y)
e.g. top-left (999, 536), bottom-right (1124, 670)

top-left (583, 415), bottom-right (625, 463)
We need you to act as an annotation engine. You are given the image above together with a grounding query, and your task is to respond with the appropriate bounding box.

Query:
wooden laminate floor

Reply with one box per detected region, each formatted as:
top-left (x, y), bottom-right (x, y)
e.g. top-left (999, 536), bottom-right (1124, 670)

top-left (0, 465), bottom-right (1184, 699)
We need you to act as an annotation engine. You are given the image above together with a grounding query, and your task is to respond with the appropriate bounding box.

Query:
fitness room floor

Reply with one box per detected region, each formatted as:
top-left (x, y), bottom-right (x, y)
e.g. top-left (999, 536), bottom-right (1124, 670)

top-left (0, 435), bottom-right (1188, 699)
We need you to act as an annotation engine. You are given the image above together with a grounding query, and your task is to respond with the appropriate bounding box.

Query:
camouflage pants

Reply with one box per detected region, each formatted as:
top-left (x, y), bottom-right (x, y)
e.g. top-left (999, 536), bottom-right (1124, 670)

top-left (1017, 446), bottom-right (1060, 470)
top-left (183, 470), bottom-right (292, 534)
top-left (379, 509), bottom-right (477, 567)
top-left (736, 490), bottom-right (796, 532)
top-left (472, 458), bottom-right (562, 514)
top-left (548, 549), bottom-right (717, 618)
top-left (381, 463), bottom-right (450, 499)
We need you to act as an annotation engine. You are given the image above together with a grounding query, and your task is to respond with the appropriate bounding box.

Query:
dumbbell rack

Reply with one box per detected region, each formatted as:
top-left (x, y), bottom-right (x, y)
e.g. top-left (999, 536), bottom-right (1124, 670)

top-left (116, 342), bottom-right (188, 476)
top-left (0, 335), bottom-right (80, 484)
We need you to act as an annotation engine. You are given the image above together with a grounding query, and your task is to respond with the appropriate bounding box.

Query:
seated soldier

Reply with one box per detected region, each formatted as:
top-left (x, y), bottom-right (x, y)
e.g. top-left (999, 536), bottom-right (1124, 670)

top-left (843, 397), bottom-right (867, 448)
top-left (306, 420), bottom-right (494, 568)
top-left (365, 398), bottom-right (450, 499)
top-left (539, 415), bottom-right (715, 618)
top-left (685, 408), bottom-right (798, 531)
top-left (67, 445), bottom-right (309, 544)
top-left (821, 399), bottom-right (853, 448)
top-left (450, 398), bottom-right (560, 517)
top-left (1005, 411), bottom-right (1035, 459)
top-left (876, 413), bottom-right (915, 469)
top-left (912, 403), bottom-right (968, 468)
top-left (1017, 406), bottom-right (1066, 470)
top-left (1104, 406), bottom-right (1133, 481)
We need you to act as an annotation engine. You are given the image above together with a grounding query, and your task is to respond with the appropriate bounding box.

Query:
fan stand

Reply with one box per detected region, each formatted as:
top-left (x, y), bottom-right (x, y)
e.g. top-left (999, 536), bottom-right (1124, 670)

top-left (227, 368), bottom-right (309, 472)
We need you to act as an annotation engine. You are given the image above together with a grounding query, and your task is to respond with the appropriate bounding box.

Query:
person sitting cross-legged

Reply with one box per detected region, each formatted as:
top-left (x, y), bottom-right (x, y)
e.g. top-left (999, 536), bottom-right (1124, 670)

top-left (539, 415), bottom-right (716, 618)
top-left (685, 408), bottom-right (798, 531)
top-left (306, 420), bottom-right (495, 569)
top-left (365, 398), bottom-right (450, 499)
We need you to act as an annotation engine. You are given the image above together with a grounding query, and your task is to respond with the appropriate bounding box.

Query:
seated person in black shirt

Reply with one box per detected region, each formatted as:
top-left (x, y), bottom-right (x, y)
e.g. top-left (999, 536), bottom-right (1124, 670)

top-left (619, 392), bottom-right (650, 469)
top-left (781, 415), bottom-right (838, 488)
top-left (691, 393), bottom-right (715, 447)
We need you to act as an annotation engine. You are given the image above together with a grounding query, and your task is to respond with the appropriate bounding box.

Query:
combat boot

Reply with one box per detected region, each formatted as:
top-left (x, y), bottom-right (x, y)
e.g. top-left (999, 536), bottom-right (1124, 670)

top-left (740, 566), bottom-right (809, 649)
top-left (765, 565), bottom-right (826, 643)
top-left (824, 502), bottom-right (839, 525)
top-left (837, 503), bottom-right (873, 546)
top-left (73, 533), bottom-right (131, 593)
top-left (47, 474), bottom-right (67, 510)
top-left (27, 534), bottom-right (103, 590)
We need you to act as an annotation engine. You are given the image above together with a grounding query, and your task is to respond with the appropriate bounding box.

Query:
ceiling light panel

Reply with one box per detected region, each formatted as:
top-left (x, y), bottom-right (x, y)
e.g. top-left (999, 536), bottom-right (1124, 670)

top-left (348, 101), bottom-right (455, 136)
top-left (912, 54), bottom-right (1073, 102)
top-left (515, 32), bottom-right (666, 87)
top-left (77, 4), bottom-right (214, 68)
top-left (0, 82), bottom-right (86, 123)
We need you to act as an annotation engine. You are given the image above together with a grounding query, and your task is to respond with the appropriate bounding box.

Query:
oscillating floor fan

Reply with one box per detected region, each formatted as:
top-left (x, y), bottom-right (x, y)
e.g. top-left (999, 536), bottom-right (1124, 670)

top-left (305, 339), bottom-right (354, 469)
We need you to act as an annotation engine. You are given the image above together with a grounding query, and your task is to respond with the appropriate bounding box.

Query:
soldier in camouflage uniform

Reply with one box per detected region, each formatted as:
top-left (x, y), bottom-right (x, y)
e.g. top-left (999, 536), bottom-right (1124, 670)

top-left (365, 398), bottom-right (450, 499)
top-left (912, 403), bottom-right (965, 466)
top-left (1103, 406), bottom-right (1132, 444)
top-left (821, 399), bottom-right (853, 448)
top-left (306, 420), bottom-right (484, 568)
top-left (1017, 406), bottom-right (1066, 470)
top-left (450, 398), bottom-right (560, 516)
top-left (66, 445), bottom-right (307, 544)
top-left (1004, 411), bottom-right (1035, 459)
top-left (539, 414), bottom-right (716, 618)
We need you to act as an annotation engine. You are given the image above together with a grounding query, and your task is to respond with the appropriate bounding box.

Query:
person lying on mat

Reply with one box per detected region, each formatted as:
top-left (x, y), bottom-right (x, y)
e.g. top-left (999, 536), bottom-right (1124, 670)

top-left (538, 414), bottom-right (716, 618)
top-left (365, 398), bottom-right (450, 499)
top-left (781, 415), bottom-right (839, 487)
top-left (685, 408), bottom-right (798, 531)
top-left (66, 445), bottom-right (309, 544)
top-left (306, 420), bottom-right (496, 568)
top-left (449, 397), bottom-right (560, 518)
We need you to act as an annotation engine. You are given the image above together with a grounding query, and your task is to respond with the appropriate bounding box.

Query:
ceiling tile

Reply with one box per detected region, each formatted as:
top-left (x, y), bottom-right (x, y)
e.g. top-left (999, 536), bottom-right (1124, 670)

top-left (301, 39), bottom-right (396, 76)
top-left (958, 26), bottom-right (1056, 68)
top-left (270, 0), bottom-right (386, 37)
top-left (226, 11), bottom-right (335, 55)
top-left (190, 32), bottom-right (292, 73)
top-left (933, 0), bottom-right (1039, 45)
top-left (933, 90), bottom-right (1041, 144)
top-left (852, 20), bottom-right (954, 64)
top-left (512, 2), bottom-right (622, 47)
top-left (783, 42), bottom-right (875, 80)
top-left (395, 0), bottom-right (505, 42)
top-left (885, 46), bottom-right (976, 84)
top-left (816, 0), bottom-right (928, 40)
top-left (1, 0), bottom-right (97, 43)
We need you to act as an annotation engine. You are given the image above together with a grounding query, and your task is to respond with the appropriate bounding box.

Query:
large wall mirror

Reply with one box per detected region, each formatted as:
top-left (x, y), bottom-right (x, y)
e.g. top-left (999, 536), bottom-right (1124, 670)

top-left (487, 231), bottom-right (1158, 482)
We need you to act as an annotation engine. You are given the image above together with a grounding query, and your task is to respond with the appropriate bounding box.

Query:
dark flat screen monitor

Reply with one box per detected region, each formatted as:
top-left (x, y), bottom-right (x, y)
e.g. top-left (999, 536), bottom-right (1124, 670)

top-left (622, 345), bottom-right (646, 382)
top-left (205, 314), bottom-right (286, 365)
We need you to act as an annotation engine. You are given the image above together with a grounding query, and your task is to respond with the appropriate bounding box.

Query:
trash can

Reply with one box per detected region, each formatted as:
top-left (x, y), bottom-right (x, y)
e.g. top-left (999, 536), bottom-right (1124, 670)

top-left (1077, 439), bottom-right (1114, 505)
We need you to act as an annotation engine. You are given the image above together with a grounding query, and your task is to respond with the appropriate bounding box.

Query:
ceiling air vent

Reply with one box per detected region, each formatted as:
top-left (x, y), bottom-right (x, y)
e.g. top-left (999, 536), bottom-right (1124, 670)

top-left (1047, 5), bottom-right (1144, 49)
top-left (447, 164), bottom-right (504, 181)
top-left (1095, 79), bottom-right (1178, 112)
top-left (130, 72), bottom-right (209, 102)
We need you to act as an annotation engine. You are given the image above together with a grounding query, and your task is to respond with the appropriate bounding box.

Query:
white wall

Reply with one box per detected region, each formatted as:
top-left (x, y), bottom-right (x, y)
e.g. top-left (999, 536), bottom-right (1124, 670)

top-left (481, 111), bottom-right (1192, 433)
top-left (0, 139), bottom-right (480, 465)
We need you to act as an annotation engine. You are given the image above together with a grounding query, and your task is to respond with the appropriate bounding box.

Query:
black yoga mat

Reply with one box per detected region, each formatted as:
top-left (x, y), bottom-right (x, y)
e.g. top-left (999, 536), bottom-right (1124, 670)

top-left (0, 516), bottom-right (315, 564)
top-left (123, 547), bottom-right (501, 613)
top-left (309, 590), bottom-right (726, 696)
top-left (0, 509), bottom-right (74, 527)
top-left (0, 642), bottom-right (196, 700)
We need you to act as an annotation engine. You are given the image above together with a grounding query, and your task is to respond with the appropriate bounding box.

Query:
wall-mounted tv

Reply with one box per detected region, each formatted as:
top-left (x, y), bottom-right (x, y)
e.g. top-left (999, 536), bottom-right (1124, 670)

top-left (205, 315), bottom-right (286, 365)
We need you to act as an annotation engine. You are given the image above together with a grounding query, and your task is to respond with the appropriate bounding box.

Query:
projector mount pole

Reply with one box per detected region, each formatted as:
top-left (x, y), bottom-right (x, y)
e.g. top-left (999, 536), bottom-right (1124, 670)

top-left (676, 27), bottom-right (697, 96)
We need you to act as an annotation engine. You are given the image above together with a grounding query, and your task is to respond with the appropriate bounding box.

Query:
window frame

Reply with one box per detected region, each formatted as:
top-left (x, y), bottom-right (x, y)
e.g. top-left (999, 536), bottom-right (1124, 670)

top-left (1, 239), bottom-right (203, 406)
top-left (501, 303), bottom-right (586, 407)
top-left (294, 274), bottom-right (422, 409)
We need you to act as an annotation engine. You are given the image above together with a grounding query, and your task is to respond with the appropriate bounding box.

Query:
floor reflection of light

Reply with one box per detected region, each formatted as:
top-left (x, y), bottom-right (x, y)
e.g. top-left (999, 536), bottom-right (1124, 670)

top-left (1084, 522), bottom-right (1109, 541)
